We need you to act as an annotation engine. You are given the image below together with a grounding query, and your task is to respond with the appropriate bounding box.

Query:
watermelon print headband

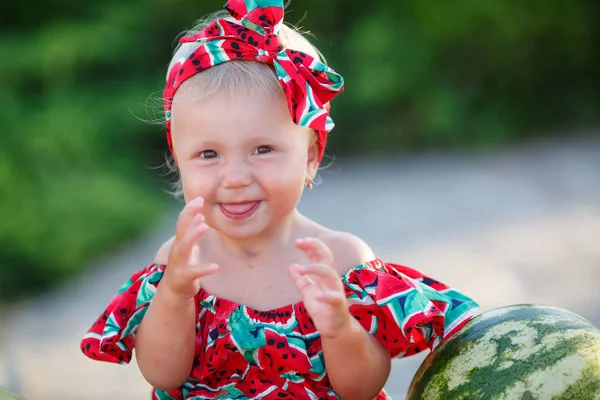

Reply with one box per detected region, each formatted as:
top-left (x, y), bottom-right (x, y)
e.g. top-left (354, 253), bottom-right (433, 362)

top-left (163, 0), bottom-right (345, 163)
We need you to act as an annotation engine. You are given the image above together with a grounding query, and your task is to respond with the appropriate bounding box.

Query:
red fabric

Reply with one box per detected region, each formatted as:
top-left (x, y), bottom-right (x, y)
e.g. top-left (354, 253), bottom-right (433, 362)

top-left (163, 0), bottom-right (344, 164)
top-left (81, 260), bottom-right (478, 399)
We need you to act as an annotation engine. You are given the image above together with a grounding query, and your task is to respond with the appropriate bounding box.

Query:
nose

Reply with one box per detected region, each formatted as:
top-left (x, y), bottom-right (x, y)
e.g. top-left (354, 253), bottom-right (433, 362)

top-left (221, 158), bottom-right (252, 189)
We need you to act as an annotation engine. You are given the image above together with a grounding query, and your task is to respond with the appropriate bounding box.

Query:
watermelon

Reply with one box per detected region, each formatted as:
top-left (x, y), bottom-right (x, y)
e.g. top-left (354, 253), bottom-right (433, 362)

top-left (406, 304), bottom-right (600, 400)
top-left (0, 389), bottom-right (21, 400)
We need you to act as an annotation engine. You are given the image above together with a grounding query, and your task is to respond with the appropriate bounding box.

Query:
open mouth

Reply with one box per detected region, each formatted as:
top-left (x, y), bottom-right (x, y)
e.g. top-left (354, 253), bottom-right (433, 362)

top-left (219, 201), bottom-right (261, 220)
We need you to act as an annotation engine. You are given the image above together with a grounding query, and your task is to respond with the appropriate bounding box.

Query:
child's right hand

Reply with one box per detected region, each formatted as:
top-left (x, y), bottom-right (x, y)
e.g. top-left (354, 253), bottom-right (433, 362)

top-left (162, 197), bottom-right (219, 301)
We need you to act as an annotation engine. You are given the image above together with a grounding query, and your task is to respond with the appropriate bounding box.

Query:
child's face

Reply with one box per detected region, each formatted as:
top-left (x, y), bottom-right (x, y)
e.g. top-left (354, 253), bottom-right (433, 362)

top-left (171, 88), bottom-right (319, 240)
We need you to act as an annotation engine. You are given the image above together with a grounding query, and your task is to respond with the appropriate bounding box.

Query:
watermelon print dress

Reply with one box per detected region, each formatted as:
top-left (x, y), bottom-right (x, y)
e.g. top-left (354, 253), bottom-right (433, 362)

top-left (81, 259), bottom-right (479, 399)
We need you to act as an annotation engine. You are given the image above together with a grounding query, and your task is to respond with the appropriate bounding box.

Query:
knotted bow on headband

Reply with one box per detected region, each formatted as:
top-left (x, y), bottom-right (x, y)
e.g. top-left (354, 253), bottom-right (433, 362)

top-left (163, 0), bottom-right (344, 163)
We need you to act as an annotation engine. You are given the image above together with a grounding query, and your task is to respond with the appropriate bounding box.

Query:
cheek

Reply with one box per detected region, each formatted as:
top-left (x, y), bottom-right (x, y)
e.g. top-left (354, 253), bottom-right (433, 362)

top-left (264, 159), bottom-right (306, 202)
top-left (178, 164), bottom-right (213, 201)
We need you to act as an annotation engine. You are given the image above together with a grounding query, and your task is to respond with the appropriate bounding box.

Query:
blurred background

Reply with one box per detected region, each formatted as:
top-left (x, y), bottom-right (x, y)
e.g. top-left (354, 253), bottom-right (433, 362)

top-left (0, 0), bottom-right (599, 398)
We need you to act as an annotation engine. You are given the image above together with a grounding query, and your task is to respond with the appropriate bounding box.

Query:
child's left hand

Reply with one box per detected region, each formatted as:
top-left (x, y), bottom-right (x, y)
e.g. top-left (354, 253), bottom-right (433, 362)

top-left (289, 238), bottom-right (351, 339)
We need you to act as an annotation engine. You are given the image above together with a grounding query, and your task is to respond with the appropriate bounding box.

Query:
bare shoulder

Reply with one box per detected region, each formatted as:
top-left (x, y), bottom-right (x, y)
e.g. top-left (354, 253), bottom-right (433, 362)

top-left (319, 230), bottom-right (376, 275)
top-left (154, 236), bottom-right (175, 265)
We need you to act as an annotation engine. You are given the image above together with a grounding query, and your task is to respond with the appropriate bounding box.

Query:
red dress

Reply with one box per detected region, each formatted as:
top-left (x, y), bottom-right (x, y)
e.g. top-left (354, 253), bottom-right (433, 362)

top-left (81, 259), bottom-right (478, 399)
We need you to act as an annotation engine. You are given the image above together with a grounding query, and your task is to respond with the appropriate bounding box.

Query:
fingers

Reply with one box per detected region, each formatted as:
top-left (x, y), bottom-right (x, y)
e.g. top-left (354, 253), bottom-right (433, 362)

top-left (295, 237), bottom-right (335, 266)
top-left (172, 198), bottom-right (208, 263)
top-left (289, 264), bottom-right (316, 293)
top-left (180, 215), bottom-right (208, 259)
top-left (172, 217), bottom-right (208, 264)
top-left (289, 263), bottom-right (347, 321)
top-left (175, 197), bottom-right (205, 242)
top-left (315, 291), bottom-right (346, 307)
top-left (188, 262), bottom-right (219, 279)
top-left (292, 262), bottom-right (341, 288)
top-left (292, 238), bottom-right (341, 295)
top-left (165, 259), bottom-right (219, 298)
top-left (189, 244), bottom-right (200, 265)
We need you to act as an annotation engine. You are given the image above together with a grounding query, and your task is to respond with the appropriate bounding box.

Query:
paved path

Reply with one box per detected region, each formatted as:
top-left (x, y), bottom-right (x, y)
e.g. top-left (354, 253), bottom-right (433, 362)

top-left (1, 136), bottom-right (599, 399)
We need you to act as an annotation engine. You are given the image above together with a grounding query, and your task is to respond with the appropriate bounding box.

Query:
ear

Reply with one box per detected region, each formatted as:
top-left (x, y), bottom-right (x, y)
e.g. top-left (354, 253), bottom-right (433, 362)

top-left (306, 135), bottom-right (320, 180)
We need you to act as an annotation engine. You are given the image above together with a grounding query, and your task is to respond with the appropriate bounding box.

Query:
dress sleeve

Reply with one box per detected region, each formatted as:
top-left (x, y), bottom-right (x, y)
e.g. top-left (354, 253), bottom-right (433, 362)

top-left (343, 260), bottom-right (479, 358)
top-left (80, 263), bottom-right (166, 364)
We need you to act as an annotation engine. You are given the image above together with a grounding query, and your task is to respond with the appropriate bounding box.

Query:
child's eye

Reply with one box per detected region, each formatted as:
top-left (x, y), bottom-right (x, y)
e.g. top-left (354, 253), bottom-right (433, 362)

top-left (199, 150), bottom-right (218, 159)
top-left (253, 145), bottom-right (273, 155)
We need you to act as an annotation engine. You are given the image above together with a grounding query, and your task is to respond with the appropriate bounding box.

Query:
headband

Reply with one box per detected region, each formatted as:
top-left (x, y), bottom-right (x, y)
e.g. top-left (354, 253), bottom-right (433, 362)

top-left (163, 0), bottom-right (344, 162)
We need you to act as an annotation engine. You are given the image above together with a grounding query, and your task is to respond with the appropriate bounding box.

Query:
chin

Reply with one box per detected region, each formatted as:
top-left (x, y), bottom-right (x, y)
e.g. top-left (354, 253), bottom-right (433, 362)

top-left (218, 223), bottom-right (270, 241)
top-left (218, 213), bottom-right (295, 241)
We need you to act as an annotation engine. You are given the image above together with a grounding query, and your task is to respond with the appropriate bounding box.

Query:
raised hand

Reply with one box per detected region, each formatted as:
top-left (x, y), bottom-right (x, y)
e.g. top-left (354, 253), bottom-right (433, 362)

top-left (163, 197), bottom-right (219, 300)
top-left (289, 238), bottom-right (351, 339)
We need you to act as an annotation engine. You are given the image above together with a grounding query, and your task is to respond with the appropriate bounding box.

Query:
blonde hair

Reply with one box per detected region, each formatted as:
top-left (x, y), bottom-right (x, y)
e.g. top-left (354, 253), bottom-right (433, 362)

top-left (164, 10), bottom-right (327, 198)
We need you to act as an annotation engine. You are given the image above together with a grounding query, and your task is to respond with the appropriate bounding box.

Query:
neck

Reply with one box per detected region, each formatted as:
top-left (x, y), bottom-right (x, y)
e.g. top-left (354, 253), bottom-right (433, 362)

top-left (208, 209), bottom-right (302, 263)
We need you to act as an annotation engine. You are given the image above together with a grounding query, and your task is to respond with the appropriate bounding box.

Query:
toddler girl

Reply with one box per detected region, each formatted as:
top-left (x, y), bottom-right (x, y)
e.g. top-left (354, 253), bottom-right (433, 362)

top-left (81, 1), bottom-right (479, 399)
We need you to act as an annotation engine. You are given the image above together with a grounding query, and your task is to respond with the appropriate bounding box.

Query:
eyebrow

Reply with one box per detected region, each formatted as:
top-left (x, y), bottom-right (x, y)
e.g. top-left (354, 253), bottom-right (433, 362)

top-left (190, 135), bottom-right (283, 148)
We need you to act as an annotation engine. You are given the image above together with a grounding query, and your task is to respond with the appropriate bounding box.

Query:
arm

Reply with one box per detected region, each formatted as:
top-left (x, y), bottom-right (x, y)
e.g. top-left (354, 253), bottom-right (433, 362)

top-left (322, 318), bottom-right (391, 400)
top-left (290, 234), bottom-right (391, 400)
top-left (323, 232), bottom-right (391, 398)
top-left (135, 198), bottom-right (218, 390)
top-left (135, 274), bottom-right (197, 390)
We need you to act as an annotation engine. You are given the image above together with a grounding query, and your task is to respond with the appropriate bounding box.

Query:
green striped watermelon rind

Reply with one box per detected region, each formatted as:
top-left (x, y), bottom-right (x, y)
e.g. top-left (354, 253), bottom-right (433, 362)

top-left (406, 304), bottom-right (600, 400)
top-left (0, 388), bottom-right (22, 400)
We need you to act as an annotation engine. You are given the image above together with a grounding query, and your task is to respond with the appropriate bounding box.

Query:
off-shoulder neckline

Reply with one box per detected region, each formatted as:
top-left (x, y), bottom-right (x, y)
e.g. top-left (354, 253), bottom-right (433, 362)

top-left (155, 258), bottom-right (384, 315)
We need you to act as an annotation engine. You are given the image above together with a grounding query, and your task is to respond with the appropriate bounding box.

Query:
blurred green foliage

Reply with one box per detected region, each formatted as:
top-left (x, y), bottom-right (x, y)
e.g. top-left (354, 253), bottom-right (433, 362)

top-left (1, 0), bottom-right (599, 303)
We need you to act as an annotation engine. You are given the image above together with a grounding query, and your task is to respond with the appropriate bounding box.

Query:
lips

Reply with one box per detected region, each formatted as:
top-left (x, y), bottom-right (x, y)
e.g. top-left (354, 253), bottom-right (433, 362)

top-left (219, 201), bottom-right (260, 220)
